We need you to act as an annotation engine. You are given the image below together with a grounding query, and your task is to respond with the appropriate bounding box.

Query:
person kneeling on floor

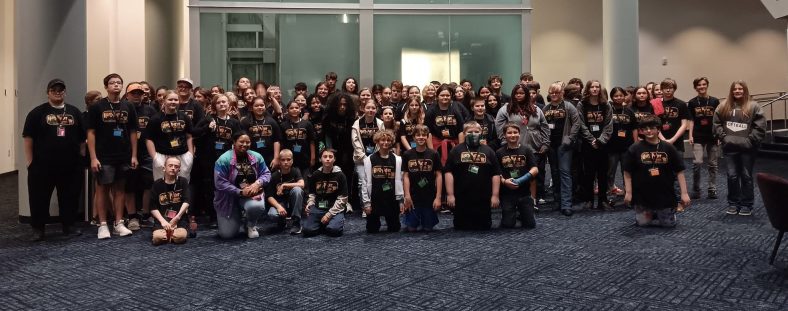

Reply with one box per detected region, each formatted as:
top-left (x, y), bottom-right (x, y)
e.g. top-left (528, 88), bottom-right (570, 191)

top-left (623, 114), bottom-right (690, 227)
top-left (150, 157), bottom-right (189, 245)
top-left (362, 130), bottom-right (404, 233)
top-left (265, 149), bottom-right (305, 235)
top-left (303, 148), bottom-right (349, 237)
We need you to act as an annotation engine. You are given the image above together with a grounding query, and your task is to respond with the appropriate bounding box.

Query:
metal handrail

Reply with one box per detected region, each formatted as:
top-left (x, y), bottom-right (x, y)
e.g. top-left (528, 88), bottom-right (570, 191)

top-left (759, 92), bottom-right (788, 143)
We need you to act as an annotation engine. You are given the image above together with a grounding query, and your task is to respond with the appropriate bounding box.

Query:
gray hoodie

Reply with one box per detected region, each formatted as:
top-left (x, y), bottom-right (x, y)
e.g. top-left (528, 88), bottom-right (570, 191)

top-left (495, 103), bottom-right (550, 152)
top-left (712, 102), bottom-right (766, 152)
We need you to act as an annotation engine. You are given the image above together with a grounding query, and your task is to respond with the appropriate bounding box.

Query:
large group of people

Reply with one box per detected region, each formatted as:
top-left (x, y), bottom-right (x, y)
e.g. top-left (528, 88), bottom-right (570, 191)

top-left (22, 71), bottom-right (766, 244)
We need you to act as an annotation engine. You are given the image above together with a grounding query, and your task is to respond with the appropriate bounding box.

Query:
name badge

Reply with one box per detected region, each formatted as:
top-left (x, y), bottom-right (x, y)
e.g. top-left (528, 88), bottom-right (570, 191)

top-left (382, 182), bottom-right (392, 192)
top-left (166, 209), bottom-right (177, 220)
top-left (113, 128), bottom-right (123, 137)
top-left (725, 121), bottom-right (748, 132)
top-left (215, 141), bottom-right (224, 150)
top-left (365, 146), bottom-right (375, 155)
top-left (548, 123), bottom-right (555, 130)
top-left (591, 125), bottom-right (600, 132)
top-left (417, 178), bottom-right (428, 188)
top-left (649, 167), bottom-right (660, 176)
top-left (170, 139), bottom-right (180, 148)
top-left (293, 144), bottom-right (302, 153)
top-left (468, 165), bottom-right (479, 174)
top-left (318, 200), bottom-right (328, 209)
top-left (510, 170), bottom-right (520, 178)
top-left (256, 140), bottom-right (266, 149)
top-left (410, 141), bottom-right (417, 148)
top-left (618, 130), bottom-right (626, 138)
top-left (57, 126), bottom-right (66, 137)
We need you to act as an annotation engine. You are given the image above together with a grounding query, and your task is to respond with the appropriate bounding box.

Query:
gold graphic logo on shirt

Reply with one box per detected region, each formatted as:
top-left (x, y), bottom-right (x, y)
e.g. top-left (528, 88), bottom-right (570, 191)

top-left (665, 107), bottom-right (679, 118)
top-left (137, 116), bottom-right (150, 129)
top-left (285, 128), bottom-right (307, 140)
top-left (460, 151), bottom-right (487, 164)
top-left (544, 109), bottom-right (566, 121)
top-left (181, 110), bottom-right (194, 120)
top-left (586, 111), bottom-right (604, 123)
top-left (217, 126), bottom-right (233, 140)
top-left (372, 165), bottom-right (395, 179)
top-left (500, 155), bottom-right (527, 168)
top-left (101, 110), bottom-right (129, 123)
top-left (249, 125), bottom-right (273, 138)
top-left (435, 115), bottom-right (458, 126)
top-left (45, 114), bottom-right (75, 126)
top-left (158, 190), bottom-right (182, 205)
top-left (315, 181), bottom-right (338, 194)
top-left (694, 106), bottom-right (714, 117)
top-left (634, 112), bottom-right (654, 123)
top-left (613, 114), bottom-right (631, 124)
top-left (640, 152), bottom-right (669, 164)
top-left (161, 120), bottom-right (186, 133)
top-left (359, 126), bottom-right (379, 139)
top-left (408, 159), bottom-right (434, 172)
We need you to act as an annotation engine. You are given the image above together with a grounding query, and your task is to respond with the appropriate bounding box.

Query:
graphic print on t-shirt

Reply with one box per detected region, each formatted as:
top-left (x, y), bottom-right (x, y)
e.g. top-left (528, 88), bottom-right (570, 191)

top-left (693, 106), bottom-right (714, 117)
top-left (640, 152), bottom-right (669, 164)
top-left (359, 126), bottom-right (378, 139)
top-left (101, 110), bottom-right (129, 123)
top-left (435, 115), bottom-right (458, 126)
top-left (372, 165), bottom-right (395, 179)
top-left (544, 109), bottom-right (566, 121)
top-left (181, 110), bottom-right (194, 120)
top-left (161, 120), bottom-right (186, 133)
top-left (407, 159), bottom-right (434, 172)
top-left (613, 113), bottom-right (632, 124)
top-left (46, 114), bottom-right (76, 126)
top-left (249, 124), bottom-right (273, 138)
top-left (285, 128), bottom-right (307, 140)
top-left (500, 154), bottom-right (527, 169)
top-left (634, 112), bottom-right (654, 123)
top-left (665, 107), bottom-right (679, 118)
top-left (315, 181), bottom-right (338, 194)
top-left (586, 111), bottom-right (604, 123)
top-left (459, 151), bottom-right (487, 164)
top-left (217, 126), bottom-right (233, 140)
top-left (158, 190), bottom-right (183, 205)
top-left (137, 116), bottom-right (150, 129)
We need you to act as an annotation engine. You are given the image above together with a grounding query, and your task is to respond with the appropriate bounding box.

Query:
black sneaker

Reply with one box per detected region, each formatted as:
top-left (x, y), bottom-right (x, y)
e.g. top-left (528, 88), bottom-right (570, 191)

top-left (690, 191), bottom-right (701, 200)
top-left (290, 218), bottom-right (302, 235)
top-left (62, 226), bottom-right (82, 238)
top-left (29, 228), bottom-right (45, 242)
top-left (708, 190), bottom-right (718, 200)
top-left (738, 206), bottom-right (753, 216)
top-left (725, 205), bottom-right (739, 215)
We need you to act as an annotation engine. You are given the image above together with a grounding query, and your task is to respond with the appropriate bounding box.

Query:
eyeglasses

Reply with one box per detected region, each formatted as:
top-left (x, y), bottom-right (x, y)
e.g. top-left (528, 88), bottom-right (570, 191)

top-left (49, 89), bottom-right (65, 94)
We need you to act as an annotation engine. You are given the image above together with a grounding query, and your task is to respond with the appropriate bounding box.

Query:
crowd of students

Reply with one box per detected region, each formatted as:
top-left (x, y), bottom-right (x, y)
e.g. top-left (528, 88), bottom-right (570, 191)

top-left (22, 72), bottom-right (766, 244)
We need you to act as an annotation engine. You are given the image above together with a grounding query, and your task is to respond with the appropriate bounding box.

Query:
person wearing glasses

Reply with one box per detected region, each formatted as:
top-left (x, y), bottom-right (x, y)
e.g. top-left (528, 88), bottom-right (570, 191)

top-left (623, 114), bottom-right (690, 227)
top-left (22, 79), bottom-right (86, 241)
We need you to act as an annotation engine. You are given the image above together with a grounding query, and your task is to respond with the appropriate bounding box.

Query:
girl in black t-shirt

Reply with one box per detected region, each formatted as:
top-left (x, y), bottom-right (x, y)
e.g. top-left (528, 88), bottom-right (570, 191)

top-left (280, 101), bottom-right (316, 179)
top-left (381, 106), bottom-right (400, 155)
top-left (607, 87), bottom-right (637, 200)
top-left (306, 94), bottom-right (326, 157)
top-left (241, 96), bottom-right (282, 169)
top-left (577, 80), bottom-right (614, 210)
top-left (399, 98), bottom-right (432, 152)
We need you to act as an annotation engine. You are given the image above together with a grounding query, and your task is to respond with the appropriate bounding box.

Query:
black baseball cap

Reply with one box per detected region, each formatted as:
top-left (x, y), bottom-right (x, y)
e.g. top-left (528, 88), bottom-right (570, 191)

top-left (47, 79), bottom-right (66, 90)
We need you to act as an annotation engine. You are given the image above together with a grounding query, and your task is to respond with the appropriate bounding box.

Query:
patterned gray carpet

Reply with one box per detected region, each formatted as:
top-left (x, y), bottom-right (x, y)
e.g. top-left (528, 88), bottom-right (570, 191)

top-left (1, 158), bottom-right (788, 310)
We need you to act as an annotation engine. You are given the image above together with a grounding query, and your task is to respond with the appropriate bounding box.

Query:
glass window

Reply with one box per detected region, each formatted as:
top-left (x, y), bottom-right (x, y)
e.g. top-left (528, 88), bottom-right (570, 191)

top-left (374, 0), bottom-right (522, 4)
top-left (373, 14), bottom-right (522, 92)
top-left (196, 0), bottom-right (357, 3)
top-left (200, 13), bottom-right (359, 101)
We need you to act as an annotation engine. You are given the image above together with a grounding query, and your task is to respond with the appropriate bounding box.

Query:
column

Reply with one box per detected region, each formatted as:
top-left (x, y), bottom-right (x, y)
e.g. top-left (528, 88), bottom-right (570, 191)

top-left (602, 0), bottom-right (638, 89)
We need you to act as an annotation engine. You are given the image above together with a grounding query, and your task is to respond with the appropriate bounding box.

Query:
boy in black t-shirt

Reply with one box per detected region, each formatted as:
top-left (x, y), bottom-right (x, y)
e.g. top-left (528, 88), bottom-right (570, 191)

top-left (657, 79), bottom-right (690, 154)
top-left (265, 149), bottom-right (305, 235)
top-left (150, 157), bottom-right (190, 245)
top-left (496, 123), bottom-right (538, 229)
top-left (623, 115), bottom-right (690, 227)
top-left (402, 125), bottom-right (442, 231)
top-left (303, 149), bottom-right (348, 237)
top-left (22, 79), bottom-right (86, 241)
top-left (445, 121), bottom-right (502, 230)
top-left (687, 77), bottom-right (721, 199)
top-left (362, 130), bottom-right (403, 233)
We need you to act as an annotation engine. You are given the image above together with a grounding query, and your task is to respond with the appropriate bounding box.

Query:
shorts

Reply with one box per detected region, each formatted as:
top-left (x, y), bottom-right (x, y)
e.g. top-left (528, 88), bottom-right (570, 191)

top-left (125, 168), bottom-right (153, 192)
top-left (634, 205), bottom-right (677, 228)
top-left (94, 163), bottom-right (130, 185)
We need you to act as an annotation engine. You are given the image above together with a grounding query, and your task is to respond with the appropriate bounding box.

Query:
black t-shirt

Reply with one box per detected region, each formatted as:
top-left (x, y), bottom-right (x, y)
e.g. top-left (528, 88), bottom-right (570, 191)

top-left (234, 155), bottom-right (257, 188)
top-left (580, 101), bottom-right (608, 139)
top-left (496, 145), bottom-right (537, 196)
top-left (687, 96), bottom-right (720, 145)
top-left (369, 153), bottom-right (398, 208)
top-left (266, 168), bottom-right (304, 202)
top-left (623, 140), bottom-right (686, 210)
top-left (609, 105), bottom-right (637, 153)
top-left (210, 116), bottom-right (241, 158)
top-left (445, 143), bottom-right (501, 198)
top-left (132, 103), bottom-right (158, 163)
top-left (280, 118), bottom-right (315, 169)
top-left (22, 103), bottom-right (86, 167)
top-left (241, 116), bottom-right (282, 165)
top-left (632, 103), bottom-right (656, 126)
top-left (543, 103), bottom-right (567, 145)
top-left (147, 111), bottom-right (192, 156)
top-left (309, 168), bottom-right (348, 211)
top-left (474, 114), bottom-right (499, 150)
top-left (399, 120), bottom-right (418, 149)
top-left (425, 103), bottom-right (465, 140)
top-left (358, 119), bottom-right (381, 156)
top-left (402, 148), bottom-right (442, 203)
top-left (87, 98), bottom-right (138, 164)
top-left (178, 99), bottom-right (206, 125)
top-left (660, 98), bottom-right (690, 151)
top-left (150, 177), bottom-right (190, 227)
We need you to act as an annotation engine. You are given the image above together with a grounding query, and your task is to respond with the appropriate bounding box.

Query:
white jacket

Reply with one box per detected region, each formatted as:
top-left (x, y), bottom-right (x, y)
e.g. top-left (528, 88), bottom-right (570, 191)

top-left (361, 152), bottom-right (404, 208)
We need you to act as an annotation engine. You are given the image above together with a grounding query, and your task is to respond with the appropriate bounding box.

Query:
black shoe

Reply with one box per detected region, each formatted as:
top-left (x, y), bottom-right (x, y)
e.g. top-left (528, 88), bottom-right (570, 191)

top-left (560, 209), bottom-right (574, 217)
top-left (690, 191), bottom-right (701, 200)
top-left (738, 206), bottom-right (753, 216)
top-left (62, 226), bottom-right (82, 238)
top-left (725, 205), bottom-right (739, 215)
top-left (599, 201), bottom-right (613, 211)
top-left (582, 201), bottom-right (594, 210)
top-left (708, 190), bottom-right (718, 200)
top-left (290, 218), bottom-right (302, 235)
top-left (29, 228), bottom-right (45, 242)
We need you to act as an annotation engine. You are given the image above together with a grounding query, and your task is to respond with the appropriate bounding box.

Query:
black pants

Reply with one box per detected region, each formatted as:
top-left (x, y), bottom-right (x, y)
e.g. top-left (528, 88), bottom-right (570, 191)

top-left (534, 152), bottom-right (547, 199)
top-left (367, 202), bottom-right (401, 233)
top-left (581, 143), bottom-right (609, 203)
top-left (27, 164), bottom-right (82, 230)
top-left (454, 195), bottom-right (491, 230)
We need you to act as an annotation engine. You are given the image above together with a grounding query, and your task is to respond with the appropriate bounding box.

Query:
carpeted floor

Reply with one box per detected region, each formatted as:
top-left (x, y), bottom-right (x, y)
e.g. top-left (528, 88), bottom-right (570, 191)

top-left (1, 159), bottom-right (788, 310)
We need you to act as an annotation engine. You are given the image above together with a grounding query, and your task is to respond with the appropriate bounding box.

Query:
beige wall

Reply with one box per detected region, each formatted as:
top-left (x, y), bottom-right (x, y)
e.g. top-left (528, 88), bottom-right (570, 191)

top-left (532, 0), bottom-right (788, 100)
top-left (145, 0), bottom-right (190, 88)
top-left (86, 0), bottom-right (146, 93)
top-left (0, 0), bottom-right (15, 173)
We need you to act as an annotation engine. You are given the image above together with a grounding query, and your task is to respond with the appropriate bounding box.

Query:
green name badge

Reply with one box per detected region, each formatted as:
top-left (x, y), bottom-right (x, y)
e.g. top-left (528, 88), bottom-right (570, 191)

top-left (468, 165), bottom-right (479, 174)
top-left (382, 182), bottom-right (392, 191)
top-left (318, 201), bottom-right (328, 209)
top-left (417, 178), bottom-right (428, 188)
top-left (510, 170), bottom-right (520, 178)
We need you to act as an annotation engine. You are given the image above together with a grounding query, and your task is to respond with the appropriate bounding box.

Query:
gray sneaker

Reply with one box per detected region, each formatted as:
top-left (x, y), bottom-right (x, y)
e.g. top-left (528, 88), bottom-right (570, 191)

top-left (290, 218), bottom-right (302, 235)
top-left (738, 206), bottom-right (753, 216)
top-left (127, 218), bottom-right (140, 231)
top-left (725, 206), bottom-right (739, 215)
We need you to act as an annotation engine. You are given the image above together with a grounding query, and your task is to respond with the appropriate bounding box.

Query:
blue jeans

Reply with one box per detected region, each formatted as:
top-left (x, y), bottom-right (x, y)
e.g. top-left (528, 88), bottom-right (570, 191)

top-left (547, 144), bottom-right (573, 210)
top-left (302, 209), bottom-right (345, 237)
top-left (724, 151), bottom-right (756, 208)
top-left (402, 201), bottom-right (439, 230)
top-left (216, 197), bottom-right (266, 239)
top-left (267, 187), bottom-right (305, 222)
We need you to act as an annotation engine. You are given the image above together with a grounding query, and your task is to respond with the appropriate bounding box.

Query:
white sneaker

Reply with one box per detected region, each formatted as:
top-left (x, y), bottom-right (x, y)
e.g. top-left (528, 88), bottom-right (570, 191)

top-left (97, 225), bottom-right (111, 239)
top-left (247, 226), bottom-right (259, 239)
top-left (127, 218), bottom-right (140, 231)
top-left (113, 221), bottom-right (133, 237)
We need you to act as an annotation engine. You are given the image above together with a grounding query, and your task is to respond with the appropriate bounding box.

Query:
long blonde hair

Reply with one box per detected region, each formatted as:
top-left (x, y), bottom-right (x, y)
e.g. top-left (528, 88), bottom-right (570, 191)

top-left (717, 80), bottom-right (752, 121)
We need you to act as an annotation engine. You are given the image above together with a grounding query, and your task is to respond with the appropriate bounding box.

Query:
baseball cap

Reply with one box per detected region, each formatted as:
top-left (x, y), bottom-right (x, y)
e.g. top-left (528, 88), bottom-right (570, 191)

top-left (47, 79), bottom-right (66, 90)
top-left (177, 78), bottom-right (194, 88)
top-left (126, 83), bottom-right (144, 93)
